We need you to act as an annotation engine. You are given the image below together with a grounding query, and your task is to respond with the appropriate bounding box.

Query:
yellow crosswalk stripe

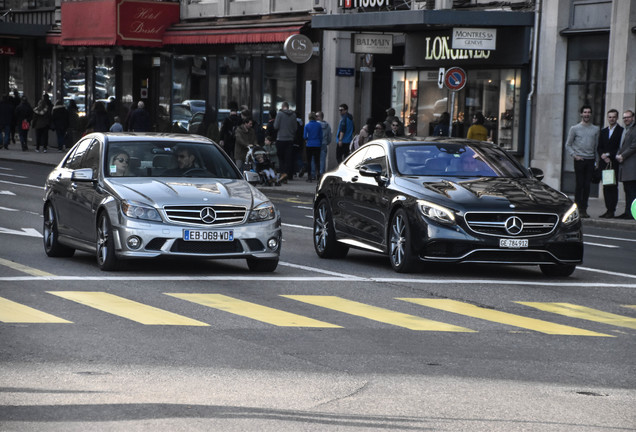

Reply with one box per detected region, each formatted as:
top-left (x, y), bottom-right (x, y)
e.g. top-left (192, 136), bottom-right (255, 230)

top-left (167, 293), bottom-right (341, 327)
top-left (622, 305), bottom-right (636, 311)
top-left (48, 292), bottom-right (209, 326)
top-left (517, 302), bottom-right (636, 330)
top-left (0, 257), bottom-right (55, 277)
top-left (282, 295), bottom-right (475, 332)
top-left (399, 298), bottom-right (612, 337)
top-left (0, 296), bottom-right (71, 323)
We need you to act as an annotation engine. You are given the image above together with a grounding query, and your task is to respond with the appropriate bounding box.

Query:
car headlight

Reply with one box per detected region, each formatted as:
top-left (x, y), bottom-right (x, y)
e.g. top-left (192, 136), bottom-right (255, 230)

top-left (562, 203), bottom-right (580, 225)
top-left (121, 200), bottom-right (162, 222)
top-left (417, 200), bottom-right (456, 225)
top-left (249, 202), bottom-right (276, 222)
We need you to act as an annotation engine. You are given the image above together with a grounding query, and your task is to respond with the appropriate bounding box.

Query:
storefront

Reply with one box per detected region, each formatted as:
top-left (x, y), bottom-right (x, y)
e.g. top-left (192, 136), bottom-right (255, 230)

top-left (394, 26), bottom-right (531, 155)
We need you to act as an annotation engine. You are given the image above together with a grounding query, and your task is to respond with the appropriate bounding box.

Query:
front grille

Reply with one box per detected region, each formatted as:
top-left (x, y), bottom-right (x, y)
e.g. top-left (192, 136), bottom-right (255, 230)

top-left (463, 250), bottom-right (555, 263)
top-left (464, 212), bottom-right (558, 238)
top-left (163, 205), bottom-right (247, 226)
top-left (244, 239), bottom-right (265, 252)
top-left (170, 239), bottom-right (244, 254)
top-left (145, 238), bottom-right (168, 251)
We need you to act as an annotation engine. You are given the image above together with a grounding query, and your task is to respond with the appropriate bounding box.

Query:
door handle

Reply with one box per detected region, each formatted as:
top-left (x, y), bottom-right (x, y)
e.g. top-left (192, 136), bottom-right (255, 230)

top-left (352, 176), bottom-right (359, 182)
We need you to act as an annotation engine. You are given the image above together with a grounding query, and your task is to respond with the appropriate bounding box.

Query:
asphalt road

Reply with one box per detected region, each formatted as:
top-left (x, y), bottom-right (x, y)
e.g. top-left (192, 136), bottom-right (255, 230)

top-left (1, 160), bottom-right (635, 431)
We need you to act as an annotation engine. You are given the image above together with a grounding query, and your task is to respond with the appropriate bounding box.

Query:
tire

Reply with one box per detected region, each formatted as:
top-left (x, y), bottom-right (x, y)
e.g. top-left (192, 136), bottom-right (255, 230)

top-left (43, 203), bottom-right (75, 257)
top-left (539, 263), bottom-right (576, 277)
top-left (246, 257), bottom-right (278, 272)
top-left (313, 198), bottom-right (349, 259)
top-left (96, 212), bottom-right (119, 271)
top-left (389, 208), bottom-right (417, 273)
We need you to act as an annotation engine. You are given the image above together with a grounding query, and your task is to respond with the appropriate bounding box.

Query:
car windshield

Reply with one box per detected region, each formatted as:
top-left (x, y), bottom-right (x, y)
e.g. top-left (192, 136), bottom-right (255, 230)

top-left (394, 143), bottom-right (526, 178)
top-left (106, 141), bottom-right (241, 179)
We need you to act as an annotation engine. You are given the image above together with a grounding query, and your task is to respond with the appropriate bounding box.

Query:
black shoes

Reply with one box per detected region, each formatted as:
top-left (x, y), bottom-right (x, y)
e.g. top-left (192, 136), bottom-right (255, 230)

top-left (615, 213), bottom-right (634, 220)
top-left (599, 211), bottom-right (615, 219)
top-left (580, 211), bottom-right (590, 218)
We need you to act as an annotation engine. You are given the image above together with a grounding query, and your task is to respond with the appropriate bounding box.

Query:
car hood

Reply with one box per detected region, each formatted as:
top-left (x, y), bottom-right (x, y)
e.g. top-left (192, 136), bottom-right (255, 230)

top-left (395, 176), bottom-right (572, 212)
top-left (105, 178), bottom-right (267, 208)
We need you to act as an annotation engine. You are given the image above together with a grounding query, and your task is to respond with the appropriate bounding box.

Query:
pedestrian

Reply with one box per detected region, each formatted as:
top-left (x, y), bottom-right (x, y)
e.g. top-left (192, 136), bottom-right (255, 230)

top-left (32, 93), bottom-right (52, 153)
top-left (263, 135), bottom-right (279, 172)
top-left (51, 99), bottom-right (70, 152)
top-left (316, 111), bottom-right (332, 176)
top-left (373, 122), bottom-right (387, 140)
top-left (386, 119), bottom-right (403, 138)
top-left (303, 112), bottom-right (322, 182)
top-left (10, 89), bottom-right (20, 144)
top-left (196, 102), bottom-right (219, 142)
top-left (234, 116), bottom-right (257, 169)
top-left (467, 112), bottom-right (489, 141)
top-left (597, 109), bottom-right (623, 218)
top-left (14, 96), bottom-right (33, 151)
top-left (434, 112), bottom-right (451, 137)
top-left (336, 103), bottom-right (354, 163)
top-left (126, 101), bottom-right (151, 132)
top-left (615, 110), bottom-right (636, 220)
top-left (384, 107), bottom-right (403, 135)
top-left (273, 101), bottom-right (298, 180)
top-left (565, 105), bottom-right (600, 219)
top-left (66, 99), bottom-right (81, 146)
top-left (265, 108), bottom-right (277, 142)
top-left (219, 101), bottom-right (241, 159)
top-left (294, 112), bottom-right (306, 178)
top-left (0, 95), bottom-right (14, 149)
top-left (86, 101), bottom-right (109, 133)
top-left (110, 116), bottom-right (124, 132)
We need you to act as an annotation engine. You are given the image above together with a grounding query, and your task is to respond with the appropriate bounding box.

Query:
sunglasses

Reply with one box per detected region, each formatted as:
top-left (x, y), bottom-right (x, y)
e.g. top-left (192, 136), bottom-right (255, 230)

top-left (392, 124), bottom-right (398, 127)
top-left (177, 154), bottom-right (188, 159)
top-left (115, 157), bottom-right (129, 163)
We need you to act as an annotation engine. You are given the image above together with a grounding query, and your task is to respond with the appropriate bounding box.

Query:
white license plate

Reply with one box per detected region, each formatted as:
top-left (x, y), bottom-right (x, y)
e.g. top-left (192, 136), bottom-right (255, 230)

top-left (183, 230), bottom-right (233, 242)
top-left (499, 238), bottom-right (528, 248)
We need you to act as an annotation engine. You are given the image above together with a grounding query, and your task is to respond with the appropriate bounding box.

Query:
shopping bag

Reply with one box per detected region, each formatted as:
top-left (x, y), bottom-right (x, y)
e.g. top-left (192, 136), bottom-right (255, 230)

top-left (602, 168), bottom-right (616, 186)
top-left (21, 119), bottom-right (30, 130)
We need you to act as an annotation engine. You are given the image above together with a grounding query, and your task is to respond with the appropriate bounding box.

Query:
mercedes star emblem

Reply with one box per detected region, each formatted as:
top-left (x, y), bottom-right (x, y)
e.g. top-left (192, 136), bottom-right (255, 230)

top-left (504, 216), bottom-right (524, 235)
top-left (200, 207), bottom-right (216, 224)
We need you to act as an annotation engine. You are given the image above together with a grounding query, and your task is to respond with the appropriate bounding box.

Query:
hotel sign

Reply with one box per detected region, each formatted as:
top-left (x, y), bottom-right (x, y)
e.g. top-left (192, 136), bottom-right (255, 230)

top-left (340, 0), bottom-right (391, 8)
top-left (351, 33), bottom-right (393, 54)
top-left (452, 28), bottom-right (497, 51)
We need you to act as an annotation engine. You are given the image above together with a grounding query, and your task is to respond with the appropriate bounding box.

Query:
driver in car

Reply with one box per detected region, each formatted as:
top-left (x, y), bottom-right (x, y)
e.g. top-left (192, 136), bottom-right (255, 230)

top-left (163, 147), bottom-right (207, 176)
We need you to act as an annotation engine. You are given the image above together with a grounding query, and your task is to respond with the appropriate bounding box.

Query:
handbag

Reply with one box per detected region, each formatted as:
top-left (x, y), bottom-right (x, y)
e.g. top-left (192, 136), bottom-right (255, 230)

top-left (602, 160), bottom-right (616, 186)
top-left (21, 119), bottom-right (29, 130)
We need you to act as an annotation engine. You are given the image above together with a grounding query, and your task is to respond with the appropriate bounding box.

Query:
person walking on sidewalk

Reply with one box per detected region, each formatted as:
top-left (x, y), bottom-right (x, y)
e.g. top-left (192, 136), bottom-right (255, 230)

top-left (273, 101), bottom-right (298, 180)
top-left (32, 93), bottom-right (52, 153)
top-left (0, 95), bottom-right (14, 149)
top-left (565, 105), bottom-right (600, 218)
top-left (303, 112), bottom-right (322, 182)
top-left (52, 99), bottom-right (70, 152)
top-left (14, 96), bottom-right (33, 151)
top-left (336, 103), bottom-right (354, 163)
top-left (597, 109), bottom-right (623, 218)
top-left (616, 110), bottom-right (636, 220)
top-left (316, 111), bottom-right (331, 177)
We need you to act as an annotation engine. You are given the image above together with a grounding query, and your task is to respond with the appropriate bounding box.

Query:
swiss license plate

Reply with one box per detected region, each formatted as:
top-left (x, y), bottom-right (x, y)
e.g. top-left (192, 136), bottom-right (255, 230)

top-left (183, 230), bottom-right (233, 242)
top-left (499, 238), bottom-right (528, 248)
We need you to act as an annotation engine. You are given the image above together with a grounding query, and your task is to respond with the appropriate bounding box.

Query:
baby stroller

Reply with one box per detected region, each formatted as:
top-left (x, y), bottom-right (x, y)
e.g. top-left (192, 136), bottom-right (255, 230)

top-left (244, 145), bottom-right (281, 186)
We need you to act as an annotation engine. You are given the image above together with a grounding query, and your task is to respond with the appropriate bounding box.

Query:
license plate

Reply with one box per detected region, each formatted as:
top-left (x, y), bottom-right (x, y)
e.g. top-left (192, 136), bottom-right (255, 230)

top-left (183, 230), bottom-right (233, 242)
top-left (499, 238), bottom-right (528, 248)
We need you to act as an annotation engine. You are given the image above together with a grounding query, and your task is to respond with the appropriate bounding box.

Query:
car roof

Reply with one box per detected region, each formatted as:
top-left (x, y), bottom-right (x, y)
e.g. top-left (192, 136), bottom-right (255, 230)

top-left (89, 132), bottom-right (214, 144)
top-left (385, 136), bottom-right (498, 149)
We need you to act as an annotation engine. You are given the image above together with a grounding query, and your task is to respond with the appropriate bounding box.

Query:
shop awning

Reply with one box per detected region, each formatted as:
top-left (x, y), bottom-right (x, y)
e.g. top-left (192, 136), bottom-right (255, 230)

top-left (163, 24), bottom-right (304, 45)
top-left (52, 0), bottom-right (179, 47)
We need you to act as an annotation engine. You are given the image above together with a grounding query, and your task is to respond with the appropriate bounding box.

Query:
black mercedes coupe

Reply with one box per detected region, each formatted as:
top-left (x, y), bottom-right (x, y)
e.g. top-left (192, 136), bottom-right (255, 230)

top-left (312, 137), bottom-right (583, 276)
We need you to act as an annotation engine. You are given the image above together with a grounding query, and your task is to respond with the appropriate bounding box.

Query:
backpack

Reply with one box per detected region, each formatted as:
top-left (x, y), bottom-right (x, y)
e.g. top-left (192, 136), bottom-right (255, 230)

top-left (349, 134), bottom-right (361, 152)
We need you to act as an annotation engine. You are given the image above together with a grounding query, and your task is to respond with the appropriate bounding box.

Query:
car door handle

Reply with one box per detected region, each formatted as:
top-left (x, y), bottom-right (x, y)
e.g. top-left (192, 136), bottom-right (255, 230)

top-left (352, 176), bottom-right (359, 182)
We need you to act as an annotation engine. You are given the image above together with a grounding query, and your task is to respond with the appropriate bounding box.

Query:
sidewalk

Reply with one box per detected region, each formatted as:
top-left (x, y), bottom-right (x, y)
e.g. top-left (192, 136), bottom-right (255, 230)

top-left (1, 144), bottom-right (633, 229)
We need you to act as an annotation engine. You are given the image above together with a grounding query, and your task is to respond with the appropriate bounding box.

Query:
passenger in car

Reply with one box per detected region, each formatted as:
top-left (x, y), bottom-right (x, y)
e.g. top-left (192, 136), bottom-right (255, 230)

top-left (109, 150), bottom-right (130, 176)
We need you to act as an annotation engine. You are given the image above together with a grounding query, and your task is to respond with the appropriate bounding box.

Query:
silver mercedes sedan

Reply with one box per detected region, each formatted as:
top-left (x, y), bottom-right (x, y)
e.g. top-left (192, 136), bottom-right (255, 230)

top-left (43, 133), bottom-right (281, 271)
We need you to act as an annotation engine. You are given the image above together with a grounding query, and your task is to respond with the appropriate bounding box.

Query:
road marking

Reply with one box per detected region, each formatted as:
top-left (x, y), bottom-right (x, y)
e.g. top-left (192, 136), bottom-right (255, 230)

top-left (0, 227), bottom-right (41, 238)
top-left (517, 302), bottom-right (636, 330)
top-left (48, 291), bottom-right (209, 326)
top-left (283, 295), bottom-right (475, 332)
top-left (293, 205), bottom-right (313, 210)
top-left (0, 297), bottom-right (71, 323)
top-left (282, 222), bottom-right (311, 230)
top-left (578, 266), bottom-right (636, 279)
top-left (583, 242), bottom-right (619, 248)
top-left (279, 261), bottom-right (364, 279)
top-left (0, 257), bottom-right (54, 276)
top-left (0, 173), bottom-right (27, 178)
top-left (0, 206), bottom-right (19, 211)
top-left (0, 179), bottom-right (43, 189)
top-left (167, 293), bottom-right (341, 328)
top-left (399, 298), bottom-right (612, 336)
top-left (0, 190), bottom-right (16, 195)
top-left (584, 234), bottom-right (636, 243)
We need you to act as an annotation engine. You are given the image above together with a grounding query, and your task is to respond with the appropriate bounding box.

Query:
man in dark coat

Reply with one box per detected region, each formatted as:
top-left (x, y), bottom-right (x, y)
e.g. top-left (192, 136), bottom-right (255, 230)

top-left (597, 109), bottom-right (623, 218)
top-left (0, 95), bottom-right (15, 149)
top-left (14, 96), bottom-right (33, 151)
top-left (127, 101), bottom-right (151, 132)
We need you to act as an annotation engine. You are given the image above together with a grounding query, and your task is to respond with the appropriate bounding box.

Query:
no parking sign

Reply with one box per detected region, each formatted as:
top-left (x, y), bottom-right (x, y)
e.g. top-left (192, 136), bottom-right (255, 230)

top-left (444, 67), bottom-right (467, 91)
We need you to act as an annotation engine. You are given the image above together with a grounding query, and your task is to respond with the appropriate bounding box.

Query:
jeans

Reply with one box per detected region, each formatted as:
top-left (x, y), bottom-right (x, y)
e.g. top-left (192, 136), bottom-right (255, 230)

top-left (319, 143), bottom-right (328, 175)
top-left (56, 129), bottom-right (66, 150)
top-left (336, 142), bottom-right (350, 164)
top-left (0, 124), bottom-right (10, 147)
top-left (305, 146), bottom-right (320, 179)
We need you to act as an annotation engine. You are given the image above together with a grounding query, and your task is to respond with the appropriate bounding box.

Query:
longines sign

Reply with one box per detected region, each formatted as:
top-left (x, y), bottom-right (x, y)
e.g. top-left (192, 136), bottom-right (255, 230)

top-left (351, 33), bottom-right (393, 54)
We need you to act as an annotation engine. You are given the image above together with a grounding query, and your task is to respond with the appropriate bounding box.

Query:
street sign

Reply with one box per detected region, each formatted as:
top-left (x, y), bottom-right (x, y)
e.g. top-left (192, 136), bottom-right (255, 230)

top-left (444, 67), bottom-right (467, 91)
top-left (438, 68), bottom-right (445, 89)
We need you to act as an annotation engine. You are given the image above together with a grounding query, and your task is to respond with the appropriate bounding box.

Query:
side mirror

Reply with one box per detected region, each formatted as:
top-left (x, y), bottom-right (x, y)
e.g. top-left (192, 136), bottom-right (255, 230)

top-left (528, 167), bottom-right (544, 181)
top-left (244, 170), bottom-right (260, 184)
top-left (358, 163), bottom-right (383, 178)
top-left (71, 168), bottom-right (95, 182)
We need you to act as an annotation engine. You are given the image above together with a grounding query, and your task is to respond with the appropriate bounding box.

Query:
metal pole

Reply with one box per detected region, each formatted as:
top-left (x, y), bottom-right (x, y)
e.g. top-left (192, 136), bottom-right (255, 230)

top-left (449, 90), bottom-right (456, 138)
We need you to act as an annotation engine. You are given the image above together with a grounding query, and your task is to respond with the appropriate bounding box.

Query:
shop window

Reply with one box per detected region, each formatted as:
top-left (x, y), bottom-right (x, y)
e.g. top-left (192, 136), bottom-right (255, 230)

top-left (62, 57), bottom-right (87, 117)
top-left (263, 56), bottom-right (297, 122)
top-left (94, 57), bottom-right (117, 121)
top-left (218, 56), bottom-right (251, 112)
top-left (8, 57), bottom-right (23, 97)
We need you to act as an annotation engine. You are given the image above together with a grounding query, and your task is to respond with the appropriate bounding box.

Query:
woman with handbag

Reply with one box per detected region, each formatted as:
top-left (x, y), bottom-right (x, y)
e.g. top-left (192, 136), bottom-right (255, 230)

top-left (14, 96), bottom-right (33, 152)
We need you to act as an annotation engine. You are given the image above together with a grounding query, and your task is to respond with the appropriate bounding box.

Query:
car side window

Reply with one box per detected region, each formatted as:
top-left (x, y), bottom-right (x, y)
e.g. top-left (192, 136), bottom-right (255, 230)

top-left (81, 139), bottom-right (101, 173)
top-left (361, 145), bottom-right (387, 175)
top-left (63, 138), bottom-right (93, 170)
top-left (344, 147), bottom-right (370, 169)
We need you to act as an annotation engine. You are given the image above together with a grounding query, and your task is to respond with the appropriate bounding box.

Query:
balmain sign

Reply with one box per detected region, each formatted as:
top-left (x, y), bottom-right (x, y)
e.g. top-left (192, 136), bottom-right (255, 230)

top-left (351, 33), bottom-right (393, 54)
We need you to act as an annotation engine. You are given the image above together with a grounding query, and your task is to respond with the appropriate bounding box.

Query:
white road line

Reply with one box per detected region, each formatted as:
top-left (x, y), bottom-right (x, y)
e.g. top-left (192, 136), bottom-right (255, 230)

top-left (279, 261), bottom-right (364, 280)
top-left (0, 173), bottom-right (27, 179)
top-left (0, 206), bottom-right (19, 212)
top-left (293, 205), bottom-right (313, 210)
top-left (578, 266), bottom-right (636, 279)
top-left (0, 190), bottom-right (16, 195)
top-left (583, 242), bottom-right (619, 248)
top-left (0, 179), bottom-right (43, 189)
top-left (282, 222), bottom-right (311, 230)
top-left (584, 234), bottom-right (636, 243)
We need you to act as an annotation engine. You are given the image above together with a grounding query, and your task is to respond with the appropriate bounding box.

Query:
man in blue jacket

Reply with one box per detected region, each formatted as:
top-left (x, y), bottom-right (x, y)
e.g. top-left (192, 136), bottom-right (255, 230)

top-left (336, 103), bottom-right (354, 163)
top-left (303, 112), bottom-right (322, 182)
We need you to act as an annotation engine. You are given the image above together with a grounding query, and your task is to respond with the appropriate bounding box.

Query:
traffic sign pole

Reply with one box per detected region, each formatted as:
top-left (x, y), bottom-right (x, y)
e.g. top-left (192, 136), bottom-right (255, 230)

top-left (444, 67), bottom-right (467, 138)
